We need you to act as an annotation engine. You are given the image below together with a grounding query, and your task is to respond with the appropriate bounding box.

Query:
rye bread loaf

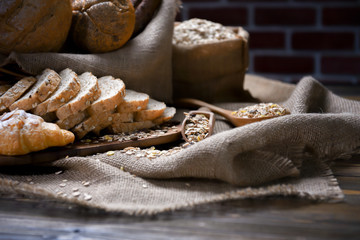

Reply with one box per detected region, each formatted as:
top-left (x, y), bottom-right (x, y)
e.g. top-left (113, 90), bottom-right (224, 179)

top-left (9, 69), bottom-right (61, 111)
top-left (134, 98), bottom-right (166, 121)
top-left (87, 76), bottom-right (125, 116)
top-left (70, 0), bottom-right (136, 53)
top-left (0, 0), bottom-right (72, 55)
top-left (0, 77), bottom-right (36, 112)
top-left (33, 68), bottom-right (81, 116)
top-left (117, 89), bottom-right (149, 113)
top-left (73, 111), bottom-right (114, 139)
top-left (56, 72), bottom-right (100, 120)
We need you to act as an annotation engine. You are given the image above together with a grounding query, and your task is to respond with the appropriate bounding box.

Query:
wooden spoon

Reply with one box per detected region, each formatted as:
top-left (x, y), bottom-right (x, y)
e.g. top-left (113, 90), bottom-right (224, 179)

top-left (176, 98), bottom-right (289, 127)
top-left (181, 107), bottom-right (215, 142)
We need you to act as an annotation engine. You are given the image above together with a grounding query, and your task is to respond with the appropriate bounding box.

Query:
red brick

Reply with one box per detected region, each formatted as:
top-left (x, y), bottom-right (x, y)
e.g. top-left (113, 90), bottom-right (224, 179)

top-left (323, 7), bottom-right (360, 26)
top-left (292, 32), bottom-right (355, 50)
top-left (249, 31), bottom-right (285, 49)
top-left (255, 8), bottom-right (316, 26)
top-left (254, 56), bottom-right (314, 73)
top-left (322, 56), bottom-right (360, 74)
top-left (188, 8), bottom-right (247, 26)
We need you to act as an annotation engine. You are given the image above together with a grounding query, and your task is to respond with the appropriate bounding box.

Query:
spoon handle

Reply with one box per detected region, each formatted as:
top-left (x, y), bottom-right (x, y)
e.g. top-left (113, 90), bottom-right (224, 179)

top-left (176, 98), bottom-right (232, 117)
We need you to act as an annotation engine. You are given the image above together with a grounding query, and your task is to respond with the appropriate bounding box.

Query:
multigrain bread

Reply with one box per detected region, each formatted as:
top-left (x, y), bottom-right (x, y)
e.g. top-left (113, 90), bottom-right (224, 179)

top-left (56, 111), bottom-right (88, 130)
top-left (116, 89), bottom-right (149, 113)
top-left (134, 98), bottom-right (166, 121)
top-left (56, 72), bottom-right (100, 120)
top-left (0, 77), bottom-right (36, 112)
top-left (33, 68), bottom-right (80, 116)
top-left (153, 107), bottom-right (176, 125)
top-left (9, 69), bottom-right (61, 111)
top-left (73, 111), bottom-right (114, 139)
top-left (87, 76), bottom-right (125, 116)
top-left (0, 109), bottom-right (74, 155)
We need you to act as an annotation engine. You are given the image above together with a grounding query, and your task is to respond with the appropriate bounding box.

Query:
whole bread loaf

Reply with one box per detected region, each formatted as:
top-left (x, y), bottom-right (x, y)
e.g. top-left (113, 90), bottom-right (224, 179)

top-left (70, 0), bottom-right (135, 53)
top-left (0, 0), bottom-right (72, 55)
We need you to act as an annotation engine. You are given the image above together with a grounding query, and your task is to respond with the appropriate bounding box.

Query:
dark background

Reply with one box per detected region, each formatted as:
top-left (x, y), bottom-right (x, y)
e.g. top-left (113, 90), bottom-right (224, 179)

top-left (176, 0), bottom-right (360, 86)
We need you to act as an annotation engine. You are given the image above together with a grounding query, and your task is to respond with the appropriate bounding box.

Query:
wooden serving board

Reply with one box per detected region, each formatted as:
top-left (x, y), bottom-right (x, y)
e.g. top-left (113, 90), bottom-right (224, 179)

top-left (0, 125), bottom-right (182, 166)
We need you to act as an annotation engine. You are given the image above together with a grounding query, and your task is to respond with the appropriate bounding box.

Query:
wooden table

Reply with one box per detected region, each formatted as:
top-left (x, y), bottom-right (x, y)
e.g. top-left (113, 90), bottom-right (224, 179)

top-left (0, 87), bottom-right (359, 240)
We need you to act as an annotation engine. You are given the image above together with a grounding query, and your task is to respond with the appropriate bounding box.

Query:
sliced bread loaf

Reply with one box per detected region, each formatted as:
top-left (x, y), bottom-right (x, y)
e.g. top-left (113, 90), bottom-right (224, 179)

top-left (134, 99), bottom-right (166, 121)
top-left (56, 72), bottom-right (100, 120)
top-left (0, 77), bottom-right (36, 112)
top-left (10, 69), bottom-right (61, 111)
top-left (92, 112), bottom-right (134, 135)
top-left (109, 120), bottom-right (155, 134)
top-left (87, 76), bottom-right (125, 116)
top-left (56, 111), bottom-right (87, 130)
top-left (153, 107), bottom-right (176, 125)
top-left (72, 111), bottom-right (114, 139)
top-left (116, 89), bottom-right (149, 113)
top-left (33, 68), bottom-right (81, 116)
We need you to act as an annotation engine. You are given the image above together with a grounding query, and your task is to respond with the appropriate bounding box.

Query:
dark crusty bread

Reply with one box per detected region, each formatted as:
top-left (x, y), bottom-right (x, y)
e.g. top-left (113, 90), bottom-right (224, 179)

top-left (70, 0), bottom-right (135, 53)
top-left (0, 0), bottom-right (72, 54)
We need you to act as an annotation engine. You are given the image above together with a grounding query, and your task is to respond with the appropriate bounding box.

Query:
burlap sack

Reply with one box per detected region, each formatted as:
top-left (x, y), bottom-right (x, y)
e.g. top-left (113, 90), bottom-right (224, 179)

top-left (0, 0), bottom-right (177, 103)
top-left (172, 27), bottom-right (249, 102)
top-left (0, 76), bottom-right (359, 215)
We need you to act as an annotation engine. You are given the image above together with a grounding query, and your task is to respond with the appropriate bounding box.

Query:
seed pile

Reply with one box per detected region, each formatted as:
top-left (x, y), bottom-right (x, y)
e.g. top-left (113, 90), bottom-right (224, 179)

top-left (173, 18), bottom-right (238, 45)
top-left (120, 146), bottom-right (185, 159)
top-left (232, 103), bottom-right (289, 118)
top-left (184, 113), bottom-right (210, 143)
top-left (80, 125), bottom-right (179, 144)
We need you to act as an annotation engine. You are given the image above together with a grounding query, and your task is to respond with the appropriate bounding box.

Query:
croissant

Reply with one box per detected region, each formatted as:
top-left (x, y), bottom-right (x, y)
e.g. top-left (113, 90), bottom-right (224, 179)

top-left (0, 110), bottom-right (75, 155)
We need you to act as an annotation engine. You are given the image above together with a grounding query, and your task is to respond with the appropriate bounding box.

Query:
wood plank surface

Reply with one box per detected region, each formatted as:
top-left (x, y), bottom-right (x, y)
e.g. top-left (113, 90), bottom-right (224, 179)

top-left (0, 156), bottom-right (359, 240)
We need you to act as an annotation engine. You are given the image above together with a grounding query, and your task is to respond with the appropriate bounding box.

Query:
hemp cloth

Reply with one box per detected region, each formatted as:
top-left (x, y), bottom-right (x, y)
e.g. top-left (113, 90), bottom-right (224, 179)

top-left (0, 0), bottom-right (177, 103)
top-left (0, 75), bottom-right (359, 215)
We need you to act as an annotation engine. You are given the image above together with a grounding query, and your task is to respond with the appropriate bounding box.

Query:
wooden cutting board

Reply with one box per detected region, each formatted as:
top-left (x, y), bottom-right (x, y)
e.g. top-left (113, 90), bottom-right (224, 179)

top-left (0, 124), bottom-right (182, 166)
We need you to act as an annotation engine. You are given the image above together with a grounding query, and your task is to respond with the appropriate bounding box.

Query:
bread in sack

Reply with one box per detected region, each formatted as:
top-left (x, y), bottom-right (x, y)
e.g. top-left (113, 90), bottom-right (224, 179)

top-left (0, 0), bottom-right (72, 55)
top-left (0, 109), bottom-right (74, 155)
top-left (70, 0), bottom-right (136, 53)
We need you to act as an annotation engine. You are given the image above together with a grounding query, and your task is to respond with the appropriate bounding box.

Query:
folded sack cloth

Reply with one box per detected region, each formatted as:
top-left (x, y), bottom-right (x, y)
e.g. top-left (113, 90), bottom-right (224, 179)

top-left (0, 76), bottom-right (359, 215)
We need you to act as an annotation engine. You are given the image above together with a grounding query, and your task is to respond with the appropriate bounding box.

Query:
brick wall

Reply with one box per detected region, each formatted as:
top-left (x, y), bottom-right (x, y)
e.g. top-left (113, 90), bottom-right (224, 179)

top-left (177, 0), bottom-right (360, 86)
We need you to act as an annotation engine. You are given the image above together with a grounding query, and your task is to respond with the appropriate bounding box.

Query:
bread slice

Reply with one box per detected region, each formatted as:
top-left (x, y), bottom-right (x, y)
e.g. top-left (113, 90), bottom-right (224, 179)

top-left (87, 76), bottom-right (125, 116)
top-left (9, 69), bottom-right (61, 111)
top-left (0, 77), bottom-right (36, 112)
top-left (153, 107), bottom-right (176, 125)
top-left (56, 111), bottom-right (87, 130)
top-left (0, 85), bottom-right (11, 96)
top-left (56, 72), bottom-right (100, 120)
top-left (116, 89), bottom-right (149, 113)
top-left (33, 68), bottom-right (81, 116)
top-left (109, 120), bottom-right (155, 134)
top-left (91, 112), bottom-right (134, 135)
top-left (72, 111), bottom-right (114, 139)
top-left (134, 99), bottom-right (166, 121)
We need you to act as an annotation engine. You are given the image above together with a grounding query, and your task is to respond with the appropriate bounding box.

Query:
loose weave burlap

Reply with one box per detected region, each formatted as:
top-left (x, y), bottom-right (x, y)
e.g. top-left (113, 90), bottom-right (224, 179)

top-left (0, 75), bottom-right (359, 215)
top-left (0, 0), bottom-right (177, 103)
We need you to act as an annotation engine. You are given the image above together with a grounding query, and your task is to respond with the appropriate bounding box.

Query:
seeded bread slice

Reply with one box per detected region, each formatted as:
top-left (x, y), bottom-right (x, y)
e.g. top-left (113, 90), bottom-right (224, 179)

top-left (109, 120), bottom-right (156, 134)
top-left (87, 76), bottom-right (125, 116)
top-left (10, 69), bottom-right (61, 111)
top-left (56, 111), bottom-right (87, 130)
top-left (0, 85), bottom-right (11, 96)
top-left (116, 89), bottom-right (149, 113)
top-left (56, 72), bottom-right (100, 120)
top-left (73, 111), bottom-right (114, 139)
top-left (33, 68), bottom-right (81, 116)
top-left (0, 77), bottom-right (36, 112)
top-left (91, 112), bottom-right (134, 135)
top-left (134, 99), bottom-right (166, 121)
top-left (153, 107), bottom-right (176, 125)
